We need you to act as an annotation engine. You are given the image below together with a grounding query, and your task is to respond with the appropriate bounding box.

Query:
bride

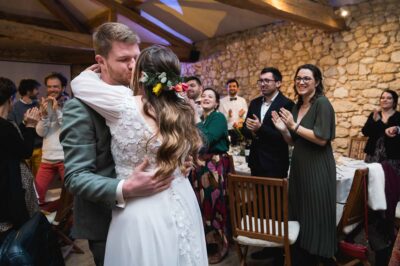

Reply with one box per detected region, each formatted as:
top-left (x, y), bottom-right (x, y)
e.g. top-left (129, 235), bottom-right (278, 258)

top-left (71, 45), bottom-right (207, 265)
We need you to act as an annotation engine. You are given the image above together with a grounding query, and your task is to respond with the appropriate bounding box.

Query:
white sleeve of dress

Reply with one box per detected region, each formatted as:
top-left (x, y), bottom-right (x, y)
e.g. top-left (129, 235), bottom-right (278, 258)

top-left (71, 70), bottom-right (132, 123)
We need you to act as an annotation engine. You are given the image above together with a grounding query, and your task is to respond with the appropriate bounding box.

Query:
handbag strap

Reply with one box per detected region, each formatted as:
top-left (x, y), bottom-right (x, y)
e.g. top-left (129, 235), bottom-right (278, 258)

top-left (362, 172), bottom-right (368, 242)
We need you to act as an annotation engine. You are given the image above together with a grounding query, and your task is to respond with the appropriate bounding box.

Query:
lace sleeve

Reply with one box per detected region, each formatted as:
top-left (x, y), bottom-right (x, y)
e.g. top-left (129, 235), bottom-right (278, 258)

top-left (71, 70), bottom-right (133, 123)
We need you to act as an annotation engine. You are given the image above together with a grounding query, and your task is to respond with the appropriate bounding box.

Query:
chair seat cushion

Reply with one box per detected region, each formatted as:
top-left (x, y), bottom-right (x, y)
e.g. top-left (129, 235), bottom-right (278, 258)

top-left (235, 216), bottom-right (300, 247)
top-left (336, 203), bottom-right (362, 234)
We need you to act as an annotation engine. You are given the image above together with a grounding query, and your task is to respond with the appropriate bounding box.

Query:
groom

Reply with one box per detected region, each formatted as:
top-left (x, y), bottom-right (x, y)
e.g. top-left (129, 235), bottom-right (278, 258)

top-left (60, 23), bottom-right (174, 265)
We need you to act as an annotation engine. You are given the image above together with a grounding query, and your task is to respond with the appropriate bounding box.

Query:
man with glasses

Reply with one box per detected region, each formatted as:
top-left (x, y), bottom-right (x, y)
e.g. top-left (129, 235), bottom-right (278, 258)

top-left (242, 67), bottom-right (294, 262)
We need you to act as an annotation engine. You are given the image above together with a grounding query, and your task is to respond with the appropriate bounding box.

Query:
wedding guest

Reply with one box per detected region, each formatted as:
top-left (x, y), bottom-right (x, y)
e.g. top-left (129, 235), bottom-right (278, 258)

top-left (219, 79), bottom-right (248, 145)
top-left (8, 79), bottom-right (42, 176)
top-left (242, 67), bottom-right (294, 263)
top-left (185, 76), bottom-right (203, 117)
top-left (272, 64), bottom-right (336, 265)
top-left (35, 73), bottom-right (69, 208)
top-left (243, 67), bottom-right (294, 178)
top-left (362, 89), bottom-right (400, 163)
top-left (0, 77), bottom-right (40, 243)
top-left (191, 87), bottom-right (230, 264)
top-left (361, 89), bottom-right (400, 266)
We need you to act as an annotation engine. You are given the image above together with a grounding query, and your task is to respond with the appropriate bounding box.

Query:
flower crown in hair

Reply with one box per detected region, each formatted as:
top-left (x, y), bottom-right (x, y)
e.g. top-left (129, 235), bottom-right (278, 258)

top-left (139, 71), bottom-right (188, 96)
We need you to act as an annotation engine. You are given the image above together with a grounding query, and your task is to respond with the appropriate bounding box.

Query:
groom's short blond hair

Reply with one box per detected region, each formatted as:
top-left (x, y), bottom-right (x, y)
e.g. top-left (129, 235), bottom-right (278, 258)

top-left (93, 22), bottom-right (140, 57)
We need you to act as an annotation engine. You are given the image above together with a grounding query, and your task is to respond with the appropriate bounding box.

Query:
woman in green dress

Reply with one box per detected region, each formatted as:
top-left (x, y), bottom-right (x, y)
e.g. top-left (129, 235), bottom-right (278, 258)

top-left (190, 87), bottom-right (231, 264)
top-left (272, 64), bottom-right (336, 265)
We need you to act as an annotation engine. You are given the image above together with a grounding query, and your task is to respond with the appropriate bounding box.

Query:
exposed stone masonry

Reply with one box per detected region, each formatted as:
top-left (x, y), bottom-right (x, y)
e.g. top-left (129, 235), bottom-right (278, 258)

top-left (182, 0), bottom-right (400, 155)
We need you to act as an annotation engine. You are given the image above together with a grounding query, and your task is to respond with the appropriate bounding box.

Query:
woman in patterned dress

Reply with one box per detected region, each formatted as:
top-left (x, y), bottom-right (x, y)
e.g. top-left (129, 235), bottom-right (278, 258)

top-left (190, 88), bottom-right (231, 264)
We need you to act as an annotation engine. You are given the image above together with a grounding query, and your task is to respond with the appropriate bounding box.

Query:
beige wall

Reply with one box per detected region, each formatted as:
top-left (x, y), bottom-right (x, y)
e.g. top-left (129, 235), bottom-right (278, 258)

top-left (0, 61), bottom-right (71, 98)
top-left (182, 0), bottom-right (400, 155)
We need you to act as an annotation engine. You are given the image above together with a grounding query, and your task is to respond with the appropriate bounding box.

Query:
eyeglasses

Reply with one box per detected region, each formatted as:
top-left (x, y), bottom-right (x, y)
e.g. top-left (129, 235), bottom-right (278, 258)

top-left (295, 76), bottom-right (313, 83)
top-left (257, 78), bottom-right (276, 85)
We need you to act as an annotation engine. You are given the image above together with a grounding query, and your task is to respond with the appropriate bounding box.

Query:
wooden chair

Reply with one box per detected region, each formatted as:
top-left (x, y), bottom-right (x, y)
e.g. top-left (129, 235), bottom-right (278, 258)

top-left (337, 168), bottom-right (370, 266)
top-left (48, 185), bottom-right (84, 258)
top-left (227, 173), bottom-right (299, 266)
top-left (348, 137), bottom-right (368, 160)
top-left (227, 154), bottom-right (236, 174)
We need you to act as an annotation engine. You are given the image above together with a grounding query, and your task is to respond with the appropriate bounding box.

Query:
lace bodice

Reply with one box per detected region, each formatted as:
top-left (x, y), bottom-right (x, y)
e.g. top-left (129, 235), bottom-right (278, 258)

top-left (108, 96), bottom-right (160, 180)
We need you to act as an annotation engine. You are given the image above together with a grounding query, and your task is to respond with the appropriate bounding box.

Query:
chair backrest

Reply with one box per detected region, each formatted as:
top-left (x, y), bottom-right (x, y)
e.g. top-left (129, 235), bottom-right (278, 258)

top-left (227, 154), bottom-right (236, 174)
top-left (348, 137), bottom-right (368, 160)
top-left (53, 185), bottom-right (73, 228)
top-left (337, 168), bottom-right (368, 234)
top-left (228, 173), bottom-right (288, 245)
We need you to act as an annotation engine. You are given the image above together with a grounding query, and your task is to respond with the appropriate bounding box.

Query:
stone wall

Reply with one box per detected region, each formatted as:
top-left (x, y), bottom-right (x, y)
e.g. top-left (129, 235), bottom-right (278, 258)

top-left (182, 0), bottom-right (400, 155)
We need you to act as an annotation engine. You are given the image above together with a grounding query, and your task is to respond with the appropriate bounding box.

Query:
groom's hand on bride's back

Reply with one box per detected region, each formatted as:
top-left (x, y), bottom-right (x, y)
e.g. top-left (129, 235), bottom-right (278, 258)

top-left (122, 158), bottom-right (173, 199)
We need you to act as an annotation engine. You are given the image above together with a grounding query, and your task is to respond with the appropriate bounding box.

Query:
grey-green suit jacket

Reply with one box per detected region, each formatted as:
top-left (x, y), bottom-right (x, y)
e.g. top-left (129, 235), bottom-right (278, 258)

top-left (60, 98), bottom-right (118, 241)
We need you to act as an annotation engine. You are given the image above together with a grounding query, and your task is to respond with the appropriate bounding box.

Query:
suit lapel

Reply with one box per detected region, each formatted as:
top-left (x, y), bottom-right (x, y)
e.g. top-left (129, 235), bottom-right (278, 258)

top-left (252, 97), bottom-right (263, 120)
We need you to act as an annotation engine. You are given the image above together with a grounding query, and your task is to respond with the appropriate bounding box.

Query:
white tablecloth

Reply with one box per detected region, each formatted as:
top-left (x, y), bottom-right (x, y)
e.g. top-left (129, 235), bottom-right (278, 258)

top-left (232, 155), bottom-right (387, 211)
top-left (336, 156), bottom-right (386, 211)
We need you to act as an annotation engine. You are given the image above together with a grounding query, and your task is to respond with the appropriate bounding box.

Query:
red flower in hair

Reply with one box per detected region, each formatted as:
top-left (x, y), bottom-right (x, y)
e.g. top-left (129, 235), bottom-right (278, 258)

top-left (172, 82), bottom-right (188, 93)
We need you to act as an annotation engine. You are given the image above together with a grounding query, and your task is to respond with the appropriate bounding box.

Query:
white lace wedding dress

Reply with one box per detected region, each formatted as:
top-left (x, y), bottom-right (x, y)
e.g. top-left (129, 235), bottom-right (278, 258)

top-left (72, 71), bottom-right (207, 266)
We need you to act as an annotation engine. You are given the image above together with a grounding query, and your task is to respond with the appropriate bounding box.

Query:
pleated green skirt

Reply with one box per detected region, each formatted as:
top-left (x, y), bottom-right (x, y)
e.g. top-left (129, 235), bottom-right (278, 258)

top-left (289, 139), bottom-right (337, 258)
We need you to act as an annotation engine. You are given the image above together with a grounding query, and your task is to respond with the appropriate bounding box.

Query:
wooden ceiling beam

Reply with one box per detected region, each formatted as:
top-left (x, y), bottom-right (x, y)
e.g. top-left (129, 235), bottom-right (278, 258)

top-left (87, 9), bottom-right (117, 30)
top-left (0, 20), bottom-right (92, 50)
top-left (38, 0), bottom-right (89, 33)
top-left (120, 0), bottom-right (146, 10)
top-left (94, 0), bottom-right (192, 49)
top-left (0, 10), bottom-right (67, 31)
top-left (0, 47), bottom-right (94, 65)
top-left (215, 0), bottom-right (347, 31)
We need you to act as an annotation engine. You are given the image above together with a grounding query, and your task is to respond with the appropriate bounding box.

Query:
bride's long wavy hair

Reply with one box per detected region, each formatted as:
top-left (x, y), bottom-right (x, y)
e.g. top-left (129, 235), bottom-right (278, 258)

top-left (132, 45), bottom-right (203, 178)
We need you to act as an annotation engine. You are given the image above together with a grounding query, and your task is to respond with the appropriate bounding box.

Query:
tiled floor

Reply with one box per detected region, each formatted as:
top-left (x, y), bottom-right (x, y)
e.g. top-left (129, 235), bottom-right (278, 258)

top-left (65, 239), bottom-right (275, 266)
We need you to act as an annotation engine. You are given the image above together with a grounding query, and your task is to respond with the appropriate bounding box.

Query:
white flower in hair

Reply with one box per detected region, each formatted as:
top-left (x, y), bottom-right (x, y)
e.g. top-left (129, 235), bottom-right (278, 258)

top-left (158, 72), bottom-right (167, 83)
top-left (139, 72), bottom-right (149, 83)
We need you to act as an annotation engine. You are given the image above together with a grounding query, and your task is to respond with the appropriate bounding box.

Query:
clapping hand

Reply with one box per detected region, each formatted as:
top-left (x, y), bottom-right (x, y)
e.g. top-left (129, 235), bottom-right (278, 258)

top-left (372, 108), bottom-right (381, 121)
top-left (238, 108), bottom-right (246, 118)
top-left (271, 111), bottom-right (287, 132)
top-left (246, 114), bottom-right (261, 132)
top-left (23, 107), bottom-right (40, 128)
top-left (278, 108), bottom-right (296, 131)
top-left (39, 97), bottom-right (49, 118)
top-left (39, 96), bottom-right (58, 117)
top-left (385, 126), bottom-right (399, 138)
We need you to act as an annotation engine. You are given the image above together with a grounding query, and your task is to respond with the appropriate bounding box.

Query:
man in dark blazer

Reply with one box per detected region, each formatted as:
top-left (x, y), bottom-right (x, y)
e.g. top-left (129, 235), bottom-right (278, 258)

top-left (243, 67), bottom-right (294, 178)
top-left (243, 68), bottom-right (294, 262)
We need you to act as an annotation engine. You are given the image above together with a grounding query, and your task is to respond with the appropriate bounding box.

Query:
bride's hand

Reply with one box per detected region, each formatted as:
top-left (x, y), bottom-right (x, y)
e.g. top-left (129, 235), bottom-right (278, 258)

top-left (85, 64), bottom-right (100, 73)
